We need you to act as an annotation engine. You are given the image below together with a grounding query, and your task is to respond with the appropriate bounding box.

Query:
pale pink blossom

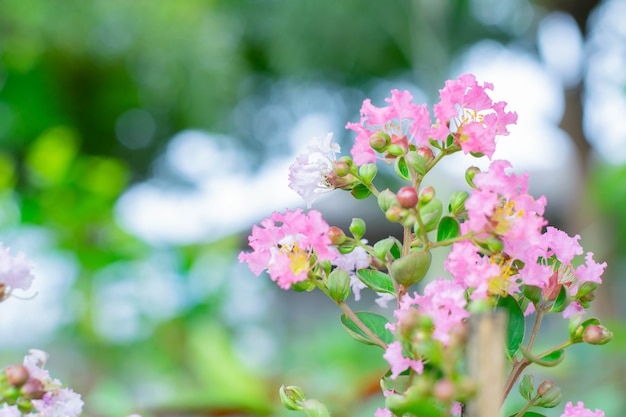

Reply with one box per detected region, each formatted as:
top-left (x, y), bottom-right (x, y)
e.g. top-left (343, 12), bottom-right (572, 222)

top-left (0, 243), bottom-right (35, 300)
top-left (239, 209), bottom-right (337, 289)
top-left (383, 341), bottom-right (423, 379)
top-left (432, 74), bottom-right (517, 157)
top-left (560, 401), bottom-right (604, 417)
top-left (289, 133), bottom-right (340, 207)
top-left (374, 408), bottom-right (392, 417)
top-left (0, 405), bottom-right (20, 417)
top-left (346, 89), bottom-right (432, 165)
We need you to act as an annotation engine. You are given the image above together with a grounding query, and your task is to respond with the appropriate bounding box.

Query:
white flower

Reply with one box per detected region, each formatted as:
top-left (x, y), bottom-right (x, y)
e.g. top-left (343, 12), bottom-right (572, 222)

top-left (0, 243), bottom-right (35, 300)
top-left (332, 244), bottom-right (369, 300)
top-left (288, 133), bottom-right (340, 207)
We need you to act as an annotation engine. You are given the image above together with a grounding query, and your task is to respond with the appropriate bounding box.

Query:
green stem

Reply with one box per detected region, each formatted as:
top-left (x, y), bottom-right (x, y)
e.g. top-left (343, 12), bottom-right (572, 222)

top-left (314, 279), bottom-right (387, 350)
top-left (513, 395), bottom-right (538, 417)
top-left (337, 300), bottom-right (388, 349)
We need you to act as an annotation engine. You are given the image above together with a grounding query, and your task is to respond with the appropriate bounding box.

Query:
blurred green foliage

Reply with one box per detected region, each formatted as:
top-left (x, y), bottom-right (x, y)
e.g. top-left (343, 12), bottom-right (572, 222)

top-left (0, 1), bottom-right (623, 416)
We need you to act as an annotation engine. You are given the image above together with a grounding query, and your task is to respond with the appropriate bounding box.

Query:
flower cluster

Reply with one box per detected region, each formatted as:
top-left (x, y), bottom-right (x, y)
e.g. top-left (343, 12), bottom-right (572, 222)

top-left (241, 74), bottom-right (610, 417)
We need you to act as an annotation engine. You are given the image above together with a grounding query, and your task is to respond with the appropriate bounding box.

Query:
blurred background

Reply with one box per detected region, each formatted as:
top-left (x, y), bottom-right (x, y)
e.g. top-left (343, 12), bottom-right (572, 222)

top-left (0, 0), bottom-right (625, 416)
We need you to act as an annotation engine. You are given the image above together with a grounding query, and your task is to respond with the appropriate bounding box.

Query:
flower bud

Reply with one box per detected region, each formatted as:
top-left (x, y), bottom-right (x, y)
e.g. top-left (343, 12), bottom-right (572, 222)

top-left (582, 324), bottom-right (612, 345)
top-left (385, 206), bottom-right (402, 223)
top-left (349, 218), bottom-right (366, 240)
top-left (359, 163), bottom-right (378, 185)
top-left (279, 385), bottom-right (305, 411)
top-left (465, 166), bottom-right (481, 189)
top-left (387, 144), bottom-right (406, 156)
top-left (535, 380), bottom-right (562, 408)
top-left (378, 188), bottom-right (399, 212)
top-left (5, 365), bottom-right (29, 387)
top-left (369, 131), bottom-right (390, 152)
top-left (417, 198), bottom-right (443, 233)
top-left (405, 151), bottom-right (426, 176)
top-left (302, 399), bottom-right (331, 417)
top-left (327, 226), bottom-right (346, 245)
top-left (327, 268), bottom-right (351, 302)
top-left (20, 378), bottom-right (44, 400)
top-left (333, 160), bottom-right (351, 177)
top-left (416, 147), bottom-right (434, 164)
top-left (397, 186), bottom-right (418, 209)
top-left (418, 186), bottom-right (435, 205)
top-left (391, 250), bottom-right (431, 287)
top-left (576, 281), bottom-right (599, 299)
top-left (448, 191), bottom-right (468, 216)
top-left (433, 379), bottom-right (455, 403)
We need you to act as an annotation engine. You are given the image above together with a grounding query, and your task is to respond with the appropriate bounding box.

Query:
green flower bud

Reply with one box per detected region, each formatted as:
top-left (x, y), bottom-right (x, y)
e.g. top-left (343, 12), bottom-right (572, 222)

top-left (518, 374), bottom-right (534, 400)
top-left (291, 279), bottom-right (316, 292)
top-left (397, 186), bottom-right (418, 208)
top-left (417, 198), bottom-right (443, 233)
top-left (378, 188), bottom-right (399, 212)
top-left (279, 385), bottom-right (305, 411)
top-left (391, 250), bottom-right (431, 287)
top-left (418, 186), bottom-right (435, 205)
top-left (535, 380), bottom-right (562, 408)
top-left (448, 191), bottom-right (469, 216)
top-left (522, 285), bottom-right (542, 305)
top-left (405, 151), bottom-right (426, 176)
top-left (302, 399), bottom-right (331, 417)
top-left (465, 166), bottom-right (481, 189)
top-left (387, 143), bottom-right (406, 156)
top-left (337, 240), bottom-right (356, 254)
top-left (370, 131), bottom-right (390, 152)
top-left (385, 206), bottom-right (402, 223)
top-left (349, 218), bottom-right (366, 240)
top-left (358, 163), bottom-right (378, 185)
top-left (328, 268), bottom-right (351, 302)
top-left (576, 281), bottom-right (599, 299)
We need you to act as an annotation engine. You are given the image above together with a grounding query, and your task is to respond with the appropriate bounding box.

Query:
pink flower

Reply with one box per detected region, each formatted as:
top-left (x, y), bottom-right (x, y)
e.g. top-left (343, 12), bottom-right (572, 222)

top-left (346, 90), bottom-right (432, 165)
top-left (289, 133), bottom-right (340, 208)
top-left (0, 243), bottom-right (35, 300)
top-left (32, 387), bottom-right (84, 417)
top-left (239, 209), bottom-right (337, 289)
top-left (383, 341), bottom-right (423, 379)
top-left (401, 278), bottom-right (470, 345)
top-left (432, 74), bottom-right (517, 158)
top-left (560, 401), bottom-right (604, 417)
top-left (374, 408), bottom-right (392, 417)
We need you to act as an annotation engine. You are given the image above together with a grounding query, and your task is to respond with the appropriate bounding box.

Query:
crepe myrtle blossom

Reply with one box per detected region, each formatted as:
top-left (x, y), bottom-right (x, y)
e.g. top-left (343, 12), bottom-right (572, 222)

top-left (560, 401), bottom-right (604, 417)
top-left (289, 133), bottom-right (341, 208)
top-left (346, 89), bottom-right (431, 165)
top-left (0, 243), bottom-right (35, 301)
top-left (239, 209), bottom-right (337, 289)
top-left (465, 160), bottom-right (547, 256)
top-left (431, 73), bottom-right (517, 158)
top-left (383, 341), bottom-right (423, 379)
top-left (21, 349), bottom-right (84, 417)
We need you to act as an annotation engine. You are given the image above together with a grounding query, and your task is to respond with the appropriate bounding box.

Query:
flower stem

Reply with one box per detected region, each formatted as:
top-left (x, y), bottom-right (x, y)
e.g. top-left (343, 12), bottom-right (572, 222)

top-left (337, 300), bottom-right (388, 350)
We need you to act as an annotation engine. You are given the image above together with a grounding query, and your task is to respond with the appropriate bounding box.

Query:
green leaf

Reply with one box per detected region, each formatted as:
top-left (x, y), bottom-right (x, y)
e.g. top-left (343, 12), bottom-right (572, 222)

top-left (340, 312), bottom-right (394, 347)
top-left (436, 216), bottom-right (460, 242)
top-left (519, 345), bottom-right (565, 367)
top-left (549, 285), bottom-right (570, 313)
top-left (356, 269), bottom-right (396, 295)
top-left (497, 295), bottom-right (525, 358)
top-left (507, 412), bottom-right (547, 417)
top-left (394, 157), bottom-right (410, 181)
top-left (351, 183), bottom-right (371, 199)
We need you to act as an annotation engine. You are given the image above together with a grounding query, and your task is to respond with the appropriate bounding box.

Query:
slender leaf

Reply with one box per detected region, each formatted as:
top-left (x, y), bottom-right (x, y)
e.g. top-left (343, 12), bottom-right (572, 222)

top-left (497, 295), bottom-right (525, 358)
